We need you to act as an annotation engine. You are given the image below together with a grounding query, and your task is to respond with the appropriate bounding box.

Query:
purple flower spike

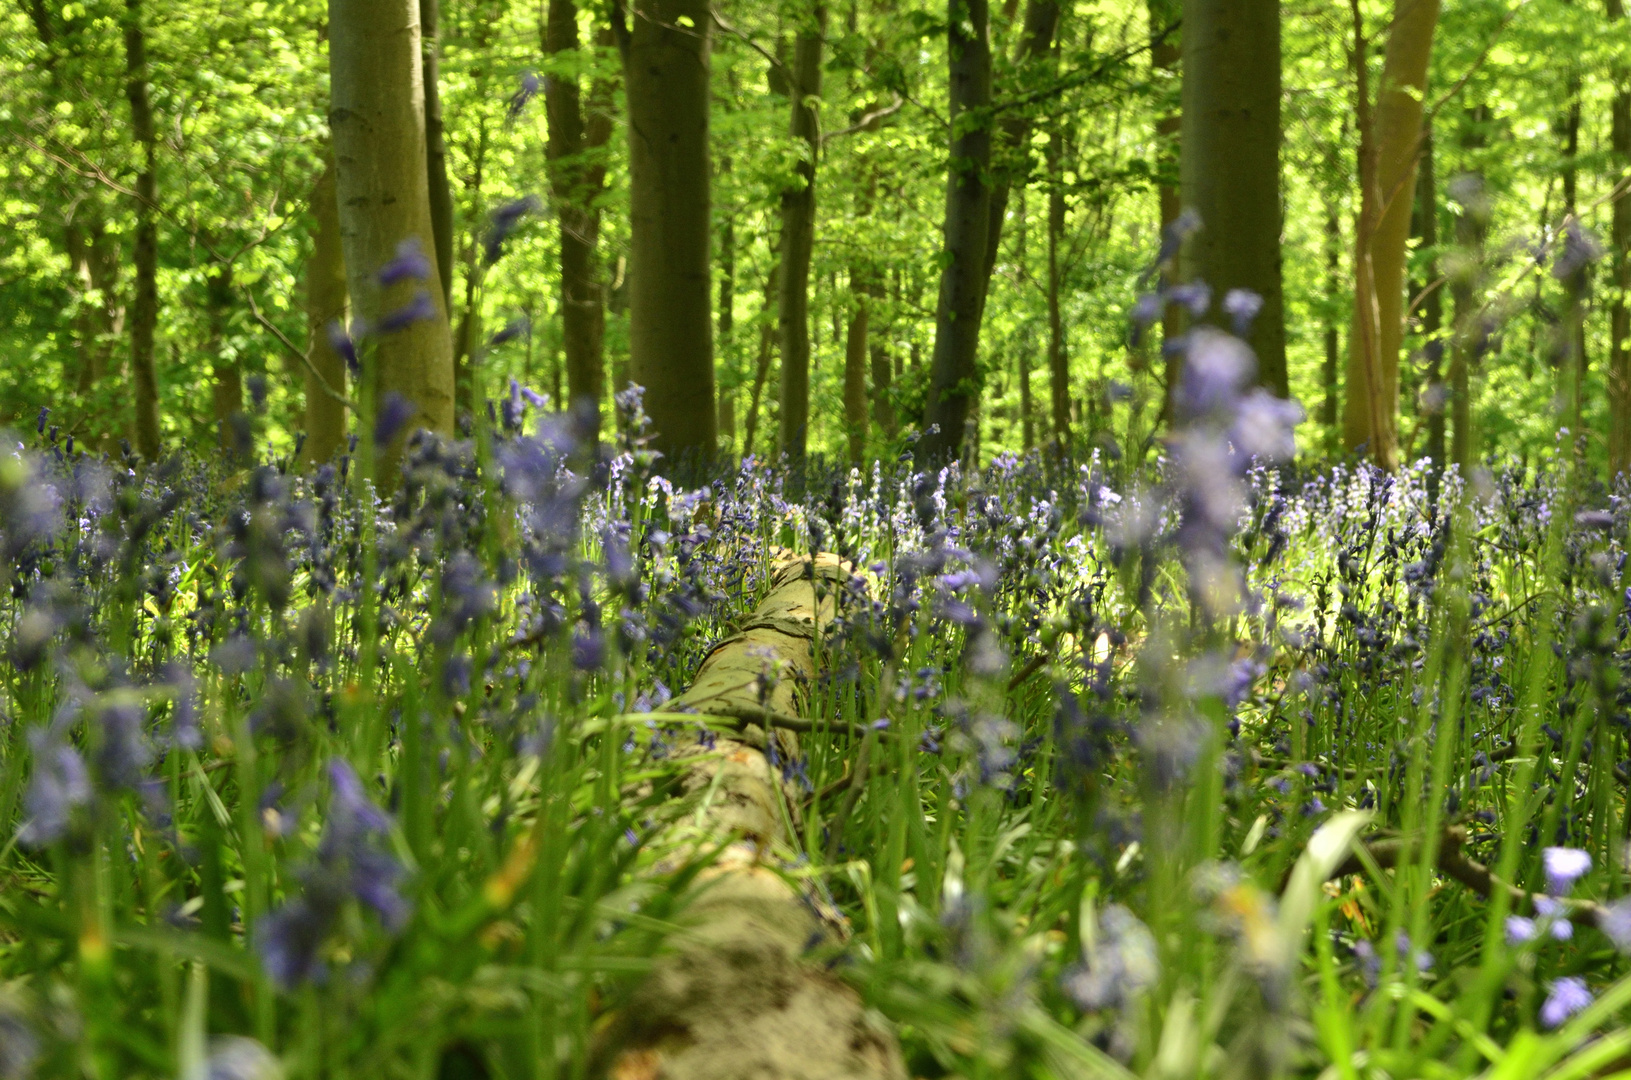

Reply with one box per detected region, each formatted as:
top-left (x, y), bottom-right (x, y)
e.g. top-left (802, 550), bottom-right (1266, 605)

top-left (484, 196), bottom-right (542, 266)
top-left (374, 391), bottom-right (418, 446)
top-left (1505, 916), bottom-right (1536, 945)
top-left (326, 319), bottom-right (359, 374)
top-left (1223, 288), bottom-right (1264, 335)
top-left (376, 290), bottom-right (437, 334)
top-left (376, 236), bottom-right (433, 287)
top-left (490, 315), bottom-right (531, 346)
top-left (507, 70), bottom-right (541, 123)
top-left (1540, 976), bottom-right (1592, 1029)
top-left (1544, 846), bottom-right (1592, 895)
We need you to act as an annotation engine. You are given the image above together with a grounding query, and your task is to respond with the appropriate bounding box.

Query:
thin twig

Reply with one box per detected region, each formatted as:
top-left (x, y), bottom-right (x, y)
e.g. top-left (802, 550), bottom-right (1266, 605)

top-left (242, 289), bottom-right (357, 412)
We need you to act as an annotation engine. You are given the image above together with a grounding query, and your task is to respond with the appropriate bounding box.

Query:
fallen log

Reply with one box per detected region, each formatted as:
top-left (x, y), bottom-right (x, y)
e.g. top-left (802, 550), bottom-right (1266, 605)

top-left (597, 552), bottom-right (905, 1080)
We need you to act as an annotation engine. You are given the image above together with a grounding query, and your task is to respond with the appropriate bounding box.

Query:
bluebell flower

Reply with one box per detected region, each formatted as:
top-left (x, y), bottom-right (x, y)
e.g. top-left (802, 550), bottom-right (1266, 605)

top-left (375, 290), bottom-right (437, 334)
top-left (484, 196), bottom-right (541, 266)
top-left (506, 71), bottom-right (541, 123)
top-left (17, 725), bottom-right (91, 847)
top-left (376, 237), bottom-right (433, 287)
top-left (489, 315), bottom-right (530, 346)
top-left (1540, 976), bottom-right (1592, 1028)
top-left (325, 320), bottom-right (359, 375)
top-left (1222, 288), bottom-right (1263, 335)
top-left (202, 1036), bottom-right (282, 1080)
top-left (1544, 846), bottom-right (1592, 895)
top-left (374, 392), bottom-right (418, 446)
top-left (1061, 904), bottom-right (1159, 1011)
top-left (1505, 915), bottom-right (1536, 945)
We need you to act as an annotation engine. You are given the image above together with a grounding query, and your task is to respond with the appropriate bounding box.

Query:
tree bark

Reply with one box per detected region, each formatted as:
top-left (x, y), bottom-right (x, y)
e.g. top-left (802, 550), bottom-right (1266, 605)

top-left (1611, 0), bottom-right (1631, 473)
top-left (1411, 121), bottom-right (1444, 467)
top-left (920, 0), bottom-right (995, 464)
top-left (303, 158), bottom-right (350, 466)
top-left (1449, 108), bottom-right (1489, 472)
top-left (625, 0), bottom-right (716, 465)
top-left (743, 250), bottom-right (781, 458)
top-left (976, 0), bottom-right (1061, 321)
top-left (124, 0), bottom-right (161, 460)
top-left (452, 118), bottom-right (487, 417)
top-left (421, 0), bottom-right (455, 312)
top-left (329, 0), bottom-right (457, 481)
top-left (1321, 198), bottom-right (1342, 432)
top-left (778, 4), bottom-right (825, 462)
top-left (1557, 31), bottom-right (1587, 430)
top-left (207, 261), bottom-right (241, 454)
top-left (844, 270), bottom-right (869, 464)
top-left (1149, 0), bottom-right (1183, 419)
top-left (1046, 124), bottom-right (1070, 444)
top-left (1343, 0), bottom-right (1440, 468)
top-left (547, 4), bottom-right (614, 434)
top-left (1178, 0), bottom-right (1287, 396)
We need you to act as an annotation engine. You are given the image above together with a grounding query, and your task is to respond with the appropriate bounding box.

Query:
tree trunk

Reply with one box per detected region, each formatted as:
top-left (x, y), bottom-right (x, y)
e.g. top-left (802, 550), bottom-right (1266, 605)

top-left (1558, 35), bottom-right (1587, 430)
top-left (124, 0), bottom-right (161, 460)
top-left (778, 4), bottom-right (825, 462)
top-left (1610, 0), bottom-right (1631, 473)
top-left (1149, 0), bottom-right (1183, 419)
top-left (207, 261), bottom-right (241, 454)
top-left (453, 118), bottom-right (487, 417)
top-left (1046, 124), bottom-right (1070, 444)
top-left (1343, 0), bottom-right (1440, 468)
top-left (1178, 0), bottom-right (1286, 396)
top-left (303, 158), bottom-right (350, 466)
top-left (1449, 108), bottom-right (1489, 472)
top-left (625, 0), bottom-right (716, 465)
top-left (547, 3), bottom-right (614, 434)
top-left (976, 0), bottom-right (1061, 321)
top-left (920, 0), bottom-right (994, 463)
top-left (844, 270), bottom-right (869, 464)
top-left (329, 0), bottom-right (458, 478)
top-left (1411, 121), bottom-right (1444, 467)
top-left (743, 250), bottom-right (781, 458)
top-left (868, 275), bottom-right (894, 439)
top-left (421, 0), bottom-right (455, 312)
top-left (1321, 197), bottom-right (1342, 432)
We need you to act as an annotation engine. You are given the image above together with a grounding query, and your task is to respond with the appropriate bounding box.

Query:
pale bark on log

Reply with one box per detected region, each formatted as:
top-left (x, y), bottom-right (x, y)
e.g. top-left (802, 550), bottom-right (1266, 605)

top-left (601, 554), bottom-right (904, 1080)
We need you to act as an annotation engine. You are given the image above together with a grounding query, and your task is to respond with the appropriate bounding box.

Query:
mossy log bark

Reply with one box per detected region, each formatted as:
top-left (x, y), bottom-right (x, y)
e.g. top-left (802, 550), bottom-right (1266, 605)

top-left (599, 553), bottom-right (904, 1080)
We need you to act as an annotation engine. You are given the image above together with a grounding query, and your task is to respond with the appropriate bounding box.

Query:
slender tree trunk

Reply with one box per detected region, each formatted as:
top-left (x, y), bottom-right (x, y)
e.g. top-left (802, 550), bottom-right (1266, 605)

top-left (976, 0), bottom-right (1061, 320)
top-left (453, 118), bottom-right (487, 416)
top-left (1411, 121), bottom-right (1444, 467)
top-left (1018, 337), bottom-right (1034, 450)
top-left (1610, 0), bottom-right (1631, 473)
top-left (920, 0), bottom-right (994, 463)
top-left (547, 4), bottom-right (614, 433)
top-left (1449, 109), bottom-right (1489, 471)
top-left (778, 4), bottom-right (825, 462)
top-left (1148, 0), bottom-right (1183, 417)
top-left (1321, 197), bottom-right (1342, 431)
top-left (623, 0), bottom-right (715, 464)
top-left (206, 261), bottom-right (241, 453)
top-left (844, 269), bottom-right (869, 464)
top-left (1178, 0), bottom-right (1286, 396)
top-left (124, 0), bottom-right (161, 459)
top-left (303, 158), bottom-right (350, 465)
top-left (421, 0), bottom-right (454, 311)
top-left (743, 251), bottom-right (782, 458)
top-left (1343, 0), bottom-right (1440, 467)
top-left (1558, 37), bottom-right (1587, 430)
top-left (329, 0), bottom-right (458, 478)
top-left (1046, 124), bottom-right (1069, 444)
top-left (868, 275), bottom-right (894, 439)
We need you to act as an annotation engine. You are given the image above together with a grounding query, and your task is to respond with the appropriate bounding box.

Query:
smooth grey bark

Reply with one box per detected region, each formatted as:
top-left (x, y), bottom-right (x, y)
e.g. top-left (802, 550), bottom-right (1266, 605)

top-left (778, 4), bottom-right (825, 462)
top-left (623, 0), bottom-right (716, 464)
top-left (547, 5), bottom-right (615, 433)
top-left (1179, 0), bottom-right (1286, 397)
top-left (328, 0), bottom-right (457, 476)
top-left (124, 0), bottom-right (161, 459)
top-left (920, 0), bottom-right (994, 463)
top-left (421, 0), bottom-right (454, 311)
top-left (1611, 0), bottom-right (1631, 472)
top-left (303, 158), bottom-right (350, 466)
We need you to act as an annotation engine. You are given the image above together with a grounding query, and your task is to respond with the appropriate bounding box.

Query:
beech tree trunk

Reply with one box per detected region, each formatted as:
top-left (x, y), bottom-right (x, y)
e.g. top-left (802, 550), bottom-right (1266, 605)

top-left (1321, 197), bottom-right (1342, 431)
top-left (1411, 122), bottom-right (1443, 466)
top-left (1558, 35), bottom-right (1587, 430)
top-left (1343, 0), bottom-right (1440, 468)
top-left (329, 0), bottom-right (457, 475)
top-left (421, 0), bottom-right (454, 312)
top-left (1149, 0), bottom-right (1183, 418)
top-left (778, 4), bottom-right (825, 462)
top-left (920, 0), bottom-right (994, 464)
top-left (303, 158), bottom-right (350, 466)
top-left (124, 0), bottom-right (161, 459)
top-left (452, 119), bottom-right (487, 417)
top-left (976, 0), bottom-right (1061, 321)
top-left (547, 4), bottom-right (615, 433)
top-left (1611, 0), bottom-right (1631, 473)
top-left (844, 270), bottom-right (869, 464)
top-left (1449, 108), bottom-right (1489, 472)
top-left (1178, 0), bottom-right (1287, 396)
top-left (743, 254), bottom-right (780, 458)
top-left (624, 0), bottom-right (716, 464)
top-left (1046, 124), bottom-right (1070, 443)
top-left (207, 261), bottom-right (241, 454)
